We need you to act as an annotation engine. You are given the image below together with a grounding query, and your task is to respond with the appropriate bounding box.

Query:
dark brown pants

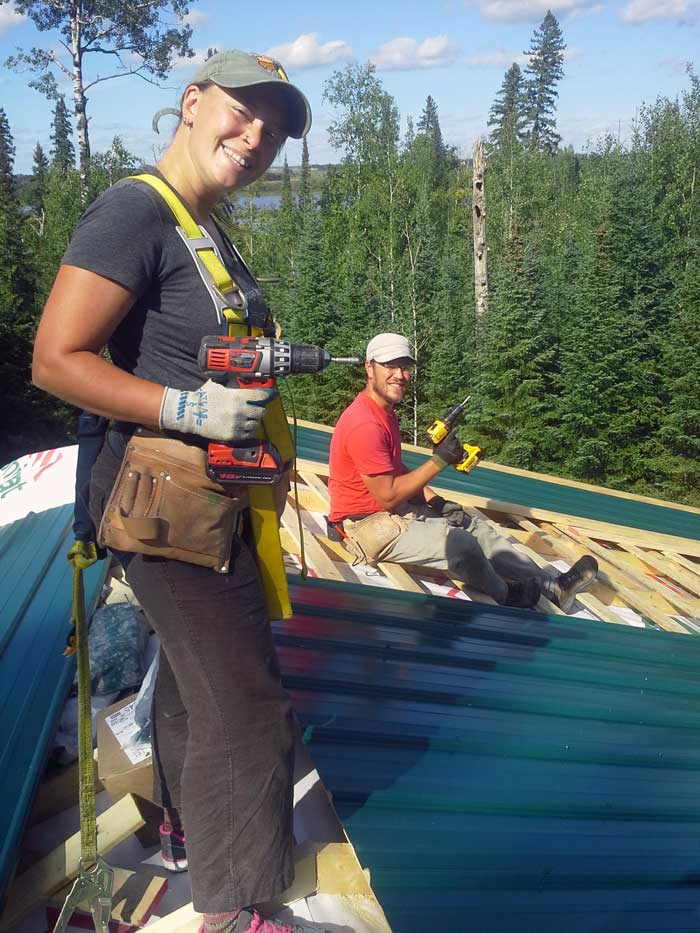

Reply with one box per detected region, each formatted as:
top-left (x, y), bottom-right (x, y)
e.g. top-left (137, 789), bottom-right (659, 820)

top-left (90, 431), bottom-right (295, 911)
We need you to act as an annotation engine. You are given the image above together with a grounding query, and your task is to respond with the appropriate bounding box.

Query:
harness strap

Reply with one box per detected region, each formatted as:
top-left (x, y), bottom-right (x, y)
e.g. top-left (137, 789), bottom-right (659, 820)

top-left (129, 173), bottom-right (293, 619)
top-left (65, 540), bottom-right (100, 863)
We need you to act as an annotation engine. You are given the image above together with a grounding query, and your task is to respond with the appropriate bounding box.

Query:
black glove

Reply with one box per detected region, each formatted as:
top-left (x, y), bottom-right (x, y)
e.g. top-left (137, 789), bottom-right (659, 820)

top-left (430, 429), bottom-right (465, 469)
top-left (429, 496), bottom-right (468, 527)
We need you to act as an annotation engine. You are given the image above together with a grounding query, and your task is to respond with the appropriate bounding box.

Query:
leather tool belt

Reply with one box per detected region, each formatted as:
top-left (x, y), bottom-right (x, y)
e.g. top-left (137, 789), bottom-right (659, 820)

top-left (99, 429), bottom-right (247, 573)
top-left (334, 511), bottom-right (408, 566)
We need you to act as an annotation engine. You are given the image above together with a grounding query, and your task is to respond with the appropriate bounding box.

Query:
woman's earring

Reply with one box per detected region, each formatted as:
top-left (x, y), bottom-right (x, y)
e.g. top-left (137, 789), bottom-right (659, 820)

top-left (183, 117), bottom-right (193, 128)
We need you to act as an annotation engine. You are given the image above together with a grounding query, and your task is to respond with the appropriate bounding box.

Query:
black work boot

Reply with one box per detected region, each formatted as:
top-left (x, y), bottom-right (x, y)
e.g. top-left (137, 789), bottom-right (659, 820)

top-left (505, 577), bottom-right (542, 609)
top-left (548, 556), bottom-right (599, 613)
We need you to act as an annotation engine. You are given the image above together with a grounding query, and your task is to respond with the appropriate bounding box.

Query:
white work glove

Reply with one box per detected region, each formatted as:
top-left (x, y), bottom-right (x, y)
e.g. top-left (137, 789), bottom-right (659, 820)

top-left (159, 380), bottom-right (273, 442)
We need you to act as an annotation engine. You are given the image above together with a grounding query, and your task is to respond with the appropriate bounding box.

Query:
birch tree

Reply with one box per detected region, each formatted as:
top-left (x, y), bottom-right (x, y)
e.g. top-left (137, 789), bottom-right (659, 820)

top-left (3, 0), bottom-right (195, 189)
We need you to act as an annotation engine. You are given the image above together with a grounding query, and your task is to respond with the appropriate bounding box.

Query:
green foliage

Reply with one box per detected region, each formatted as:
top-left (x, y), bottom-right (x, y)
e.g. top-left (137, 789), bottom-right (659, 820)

top-left (471, 225), bottom-right (558, 469)
top-left (28, 142), bottom-right (49, 213)
top-left (489, 63), bottom-right (528, 149)
top-left (50, 96), bottom-right (75, 171)
top-left (523, 11), bottom-right (566, 154)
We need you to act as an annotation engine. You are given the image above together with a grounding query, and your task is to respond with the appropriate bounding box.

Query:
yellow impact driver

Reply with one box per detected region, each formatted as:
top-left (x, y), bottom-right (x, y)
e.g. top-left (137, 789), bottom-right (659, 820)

top-left (426, 395), bottom-right (483, 473)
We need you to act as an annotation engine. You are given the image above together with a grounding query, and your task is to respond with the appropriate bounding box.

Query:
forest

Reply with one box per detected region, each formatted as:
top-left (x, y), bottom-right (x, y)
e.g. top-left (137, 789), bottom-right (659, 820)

top-left (1, 10), bottom-right (699, 506)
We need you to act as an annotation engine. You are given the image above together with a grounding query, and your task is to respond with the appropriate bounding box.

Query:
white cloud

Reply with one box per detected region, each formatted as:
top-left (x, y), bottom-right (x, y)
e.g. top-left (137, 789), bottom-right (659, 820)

top-left (619, 0), bottom-right (699, 22)
top-left (475, 0), bottom-right (601, 22)
top-left (371, 34), bottom-right (460, 71)
top-left (0, 6), bottom-right (25, 35)
top-left (265, 34), bottom-right (352, 70)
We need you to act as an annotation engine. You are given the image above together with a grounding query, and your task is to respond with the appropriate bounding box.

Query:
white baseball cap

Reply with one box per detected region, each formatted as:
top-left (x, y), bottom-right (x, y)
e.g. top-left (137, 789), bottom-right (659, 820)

top-left (366, 333), bottom-right (415, 364)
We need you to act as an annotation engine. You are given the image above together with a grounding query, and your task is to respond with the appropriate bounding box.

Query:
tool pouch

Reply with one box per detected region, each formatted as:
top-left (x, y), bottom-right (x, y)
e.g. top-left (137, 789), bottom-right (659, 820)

top-left (99, 430), bottom-right (247, 573)
top-left (342, 512), bottom-right (407, 566)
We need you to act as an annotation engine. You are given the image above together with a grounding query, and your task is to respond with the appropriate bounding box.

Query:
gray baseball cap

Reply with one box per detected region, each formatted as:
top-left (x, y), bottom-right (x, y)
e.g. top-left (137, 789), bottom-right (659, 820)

top-left (190, 49), bottom-right (312, 138)
top-left (366, 333), bottom-right (416, 364)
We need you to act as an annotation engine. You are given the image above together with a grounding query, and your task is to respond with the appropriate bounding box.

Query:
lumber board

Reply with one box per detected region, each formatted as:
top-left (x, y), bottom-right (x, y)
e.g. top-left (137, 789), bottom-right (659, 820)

top-left (0, 794), bottom-right (145, 931)
top-left (556, 525), bottom-right (699, 621)
top-left (281, 504), bottom-right (345, 582)
top-left (297, 470), bottom-right (332, 506)
top-left (376, 560), bottom-right (426, 594)
top-left (547, 526), bottom-right (688, 634)
top-left (622, 545), bottom-right (700, 600)
top-left (664, 552), bottom-right (700, 580)
top-left (288, 485), bottom-right (328, 515)
top-left (554, 521), bottom-right (700, 556)
top-left (294, 459), bottom-right (700, 557)
top-left (49, 868), bottom-right (167, 928)
top-left (136, 902), bottom-right (199, 933)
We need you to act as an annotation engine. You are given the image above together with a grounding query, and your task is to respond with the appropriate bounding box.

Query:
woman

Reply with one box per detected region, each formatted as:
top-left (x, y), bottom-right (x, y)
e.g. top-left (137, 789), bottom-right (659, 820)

top-left (33, 50), bottom-right (328, 933)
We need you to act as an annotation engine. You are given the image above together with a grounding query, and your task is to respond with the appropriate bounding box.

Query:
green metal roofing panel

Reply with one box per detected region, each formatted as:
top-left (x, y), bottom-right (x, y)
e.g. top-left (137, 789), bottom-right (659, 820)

top-left (295, 424), bottom-right (700, 541)
top-left (0, 505), bottom-right (107, 906)
top-left (281, 577), bottom-right (700, 932)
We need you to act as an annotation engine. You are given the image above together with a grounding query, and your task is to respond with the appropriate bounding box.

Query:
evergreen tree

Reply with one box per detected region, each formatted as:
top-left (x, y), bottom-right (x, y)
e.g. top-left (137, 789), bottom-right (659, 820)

top-left (28, 142), bottom-right (49, 214)
top-left (298, 136), bottom-right (312, 219)
top-left (0, 108), bottom-right (15, 202)
top-left (50, 97), bottom-right (75, 171)
top-left (489, 63), bottom-right (528, 149)
top-left (557, 217), bottom-right (660, 487)
top-left (657, 252), bottom-right (700, 504)
top-left (0, 109), bottom-right (41, 459)
top-left (417, 95), bottom-right (445, 158)
top-left (472, 224), bottom-right (557, 468)
top-left (523, 11), bottom-right (566, 154)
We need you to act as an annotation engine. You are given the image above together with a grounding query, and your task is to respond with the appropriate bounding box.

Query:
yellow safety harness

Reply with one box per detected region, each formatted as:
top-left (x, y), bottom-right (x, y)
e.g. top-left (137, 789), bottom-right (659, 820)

top-left (130, 173), bottom-right (293, 619)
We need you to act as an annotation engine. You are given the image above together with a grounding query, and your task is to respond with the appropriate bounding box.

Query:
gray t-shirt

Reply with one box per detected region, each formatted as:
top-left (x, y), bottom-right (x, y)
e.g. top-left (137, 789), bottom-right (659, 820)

top-left (62, 170), bottom-right (271, 391)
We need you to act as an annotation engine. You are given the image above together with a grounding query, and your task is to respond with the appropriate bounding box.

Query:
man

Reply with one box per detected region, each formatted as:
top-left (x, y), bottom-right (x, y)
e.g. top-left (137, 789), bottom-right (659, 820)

top-left (328, 332), bottom-right (598, 611)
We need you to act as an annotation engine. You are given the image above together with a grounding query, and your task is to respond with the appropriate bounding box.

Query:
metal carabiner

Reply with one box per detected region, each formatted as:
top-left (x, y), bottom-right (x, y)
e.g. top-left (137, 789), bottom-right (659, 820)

top-left (53, 857), bottom-right (114, 933)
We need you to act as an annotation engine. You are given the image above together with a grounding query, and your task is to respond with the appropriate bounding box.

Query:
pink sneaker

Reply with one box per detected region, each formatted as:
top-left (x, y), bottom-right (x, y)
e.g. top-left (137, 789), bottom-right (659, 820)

top-left (200, 907), bottom-right (332, 933)
top-left (159, 823), bottom-right (188, 872)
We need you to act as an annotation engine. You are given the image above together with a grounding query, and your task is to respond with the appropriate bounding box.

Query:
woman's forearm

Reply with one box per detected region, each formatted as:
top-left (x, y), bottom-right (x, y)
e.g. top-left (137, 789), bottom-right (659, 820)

top-left (32, 349), bottom-right (165, 426)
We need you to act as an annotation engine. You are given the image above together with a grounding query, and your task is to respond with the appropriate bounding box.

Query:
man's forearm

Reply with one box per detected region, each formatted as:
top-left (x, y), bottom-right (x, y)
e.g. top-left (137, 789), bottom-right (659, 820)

top-left (381, 462), bottom-right (443, 509)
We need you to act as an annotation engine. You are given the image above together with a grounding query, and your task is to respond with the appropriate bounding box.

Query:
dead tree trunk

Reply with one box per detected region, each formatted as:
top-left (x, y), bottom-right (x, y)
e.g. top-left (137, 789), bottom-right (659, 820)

top-left (472, 138), bottom-right (488, 317)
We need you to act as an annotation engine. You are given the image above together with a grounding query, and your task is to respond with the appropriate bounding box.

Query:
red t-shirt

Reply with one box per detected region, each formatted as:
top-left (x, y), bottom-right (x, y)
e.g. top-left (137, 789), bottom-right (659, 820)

top-left (328, 392), bottom-right (406, 521)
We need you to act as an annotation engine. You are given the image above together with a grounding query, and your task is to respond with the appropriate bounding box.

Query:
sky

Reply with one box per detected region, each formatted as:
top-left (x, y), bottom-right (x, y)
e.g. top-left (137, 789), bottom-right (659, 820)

top-left (0, 0), bottom-right (699, 174)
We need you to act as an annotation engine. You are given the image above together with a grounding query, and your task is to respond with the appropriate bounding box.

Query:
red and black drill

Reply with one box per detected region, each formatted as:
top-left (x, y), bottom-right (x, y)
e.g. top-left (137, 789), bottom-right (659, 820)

top-left (198, 335), bottom-right (358, 484)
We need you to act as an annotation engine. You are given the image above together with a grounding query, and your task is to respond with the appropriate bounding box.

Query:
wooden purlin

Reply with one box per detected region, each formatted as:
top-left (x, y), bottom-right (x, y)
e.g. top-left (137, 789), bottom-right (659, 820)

top-left (545, 524), bottom-right (689, 634)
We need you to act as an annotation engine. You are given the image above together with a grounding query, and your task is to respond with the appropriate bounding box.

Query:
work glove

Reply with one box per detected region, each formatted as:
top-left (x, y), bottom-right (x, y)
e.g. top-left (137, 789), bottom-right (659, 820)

top-left (430, 429), bottom-right (465, 470)
top-left (429, 495), bottom-right (468, 527)
top-left (159, 380), bottom-right (273, 443)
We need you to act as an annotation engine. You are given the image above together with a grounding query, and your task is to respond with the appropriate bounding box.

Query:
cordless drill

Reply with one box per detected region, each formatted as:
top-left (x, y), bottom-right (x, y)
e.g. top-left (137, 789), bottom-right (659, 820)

top-left (199, 335), bottom-right (359, 484)
top-left (426, 395), bottom-right (483, 473)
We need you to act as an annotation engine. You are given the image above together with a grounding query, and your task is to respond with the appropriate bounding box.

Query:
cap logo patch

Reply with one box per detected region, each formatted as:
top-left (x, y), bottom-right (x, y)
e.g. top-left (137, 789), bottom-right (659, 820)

top-left (254, 54), bottom-right (289, 83)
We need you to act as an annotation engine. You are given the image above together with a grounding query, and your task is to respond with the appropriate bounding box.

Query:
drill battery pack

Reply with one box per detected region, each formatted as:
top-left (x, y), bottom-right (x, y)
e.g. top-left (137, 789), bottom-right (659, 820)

top-left (206, 440), bottom-right (284, 485)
